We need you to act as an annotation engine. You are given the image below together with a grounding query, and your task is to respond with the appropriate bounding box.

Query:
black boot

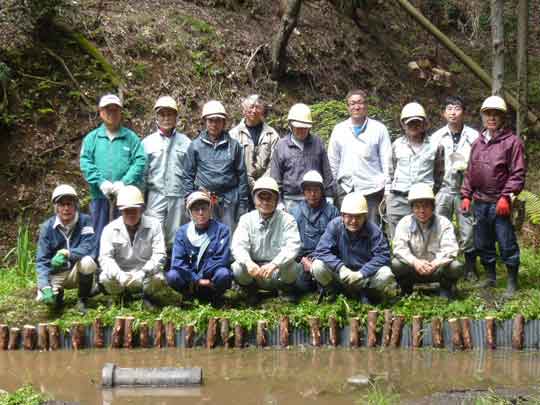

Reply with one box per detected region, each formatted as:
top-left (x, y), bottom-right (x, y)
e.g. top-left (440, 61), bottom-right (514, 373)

top-left (54, 289), bottom-right (65, 311)
top-left (463, 252), bottom-right (478, 281)
top-left (439, 279), bottom-right (455, 300)
top-left (503, 265), bottom-right (519, 298)
top-left (279, 283), bottom-right (299, 304)
top-left (76, 274), bottom-right (94, 314)
top-left (398, 279), bottom-right (413, 297)
top-left (478, 263), bottom-right (496, 288)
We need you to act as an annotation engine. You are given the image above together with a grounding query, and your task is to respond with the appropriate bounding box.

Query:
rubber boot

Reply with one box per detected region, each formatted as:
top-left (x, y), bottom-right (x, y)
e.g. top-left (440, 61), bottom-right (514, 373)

top-left (54, 289), bottom-right (64, 311)
top-left (398, 279), bottom-right (413, 297)
top-left (278, 283), bottom-right (299, 304)
top-left (358, 290), bottom-right (371, 305)
top-left (439, 279), bottom-right (455, 300)
top-left (142, 294), bottom-right (158, 311)
top-left (243, 282), bottom-right (261, 306)
top-left (478, 263), bottom-right (496, 288)
top-left (76, 274), bottom-right (94, 314)
top-left (503, 265), bottom-right (519, 298)
top-left (463, 252), bottom-right (479, 281)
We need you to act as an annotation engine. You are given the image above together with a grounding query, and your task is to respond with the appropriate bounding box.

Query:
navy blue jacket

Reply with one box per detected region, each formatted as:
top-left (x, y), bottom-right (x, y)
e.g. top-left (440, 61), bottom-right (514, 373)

top-left (170, 219), bottom-right (231, 282)
top-left (36, 213), bottom-right (96, 289)
top-left (290, 200), bottom-right (340, 259)
top-left (314, 217), bottom-right (390, 277)
top-left (181, 130), bottom-right (249, 208)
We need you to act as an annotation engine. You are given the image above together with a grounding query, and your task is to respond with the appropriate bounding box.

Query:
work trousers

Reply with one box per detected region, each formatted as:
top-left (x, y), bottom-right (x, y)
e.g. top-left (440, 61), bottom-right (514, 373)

top-left (232, 260), bottom-right (302, 292)
top-left (146, 191), bottom-right (188, 248)
top-left (473, 201), bottom-right (520, 267)
top-left (391, 258), bottom-right (463, 288)
top-left (165, 266), bottom-right (232, 299)
top-left (36, 256), bottom-right (97, 300)
top-left (435, 188), bottom-right (474, 253)
top-left (90, 198), bottom-right (120, 256)
top-left (311, 260), bottom-right (394, 293)
top-left (386, 192), bottom-right (411, 240)
top-left (99, 268), bottom-right (166, 297)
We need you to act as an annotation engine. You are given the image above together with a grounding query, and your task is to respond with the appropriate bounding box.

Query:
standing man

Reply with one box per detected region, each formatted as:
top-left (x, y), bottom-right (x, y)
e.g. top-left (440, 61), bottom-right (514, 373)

top-left (229, 94), bottom-right (280, 199)
top-left (328, 89), bottom-right (392, 224)
top-left (290, 170), bottom-right (340, 292)
top-left (99, 186), bottom-right (167, 309)
top-left (270, 103), bottom-right (335, 212)
top-left (182, 100), bottom-right (249, 233)
top-left (385, 102), bottom-right (444, 239)
top-left (36, 185), bottom-right (98, 313)
top-left (231, 177), bottom-right (302, 303)
top-left (432, 96), bottom-right (479, 279)
top-left (80, 94), bottom-right (146, 253)
top-left (142, 96), bottom-right (191, 248)
top-left (166, 191), bottom-right (232, 306)
top-left (392, 183), bottom-right (463, 299)
top-left (461, 96), bottom-right (526, 297)
top-left (312, 192), bottom-right (394, 303)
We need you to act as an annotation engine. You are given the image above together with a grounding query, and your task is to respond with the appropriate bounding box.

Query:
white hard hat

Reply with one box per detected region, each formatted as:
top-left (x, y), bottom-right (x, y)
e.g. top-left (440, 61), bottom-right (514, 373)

top-left (154, 96), bottom-right (178, 112)
top-left (253, 176), bottom-right (280, 196)
top-left (186, 191), bottom-right (212, 210)
top-left (408, 183), bottom-right (435, 204)
top-left (51, 184), bottom-right (78, 204)
top-left (301, 170), bottom-right (324, 190)
top-left (480, 95), bottom-right (507, 113)
top-left (116, 186), bottom-right (144, 210)
top-left (400, 102), bottom-right (426, 124)
top-left (201, 100), bottom-right (227, 119)
top-left (288, 103), bottom-right (313, 128)
top-left (341, 192), bottom-right (368, 215)
top-left (99, 94), bottom-right (122, 108)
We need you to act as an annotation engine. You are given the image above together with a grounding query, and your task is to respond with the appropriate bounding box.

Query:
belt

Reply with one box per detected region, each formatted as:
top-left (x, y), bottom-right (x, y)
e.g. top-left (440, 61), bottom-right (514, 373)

top-left (391, 190), bottom-right (408, 197)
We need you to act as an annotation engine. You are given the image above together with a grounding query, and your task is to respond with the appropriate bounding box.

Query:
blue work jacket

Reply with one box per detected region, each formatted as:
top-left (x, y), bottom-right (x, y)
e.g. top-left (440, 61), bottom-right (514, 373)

top-left (36, 213), bottom-right (96, 289)
top-left (314, 217), bottom-right (390, 277)
top-left (170, 219), bottom-right (231, 282)
top-left (290, 200), bottom-right (340, 259)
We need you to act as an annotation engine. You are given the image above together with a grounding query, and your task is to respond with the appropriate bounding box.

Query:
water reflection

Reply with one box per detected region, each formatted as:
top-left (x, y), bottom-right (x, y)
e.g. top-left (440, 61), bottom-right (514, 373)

top-left (1, 348), bottom-right (540, 404)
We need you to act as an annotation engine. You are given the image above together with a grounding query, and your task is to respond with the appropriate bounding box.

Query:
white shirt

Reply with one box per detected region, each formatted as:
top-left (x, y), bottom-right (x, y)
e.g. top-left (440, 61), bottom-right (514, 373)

top-left (328, 117), bottom-right (392, 195)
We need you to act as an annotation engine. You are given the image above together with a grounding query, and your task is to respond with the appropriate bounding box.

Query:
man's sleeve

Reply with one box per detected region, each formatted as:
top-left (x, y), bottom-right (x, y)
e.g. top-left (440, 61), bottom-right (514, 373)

top-left (502, 138), bottom-right (527, 197)
top-left (313, 222), bottom-right (343, 272)
top-left (80, 133), bottom-right (105, 187)
top-left (141, 221), bottom-right (167, 273)
top-left (69, 219), bottom-right (97, 262)
top-left (121, 136), bottom-right (147, 186)
top-left (181, 143), bottom-right (197, 199)
top-left (235, 142), bottom-right (249, 207)
top-left (36, 224), bottom-right (53, 290)
top-left (392, 219), bottom-right (417, 266)
top-left (270, 217), bottom-right (301, 267)
top-left (359, 227), bottom-right (391, 277)
top-left (231, 215), bottom-right (253, 265)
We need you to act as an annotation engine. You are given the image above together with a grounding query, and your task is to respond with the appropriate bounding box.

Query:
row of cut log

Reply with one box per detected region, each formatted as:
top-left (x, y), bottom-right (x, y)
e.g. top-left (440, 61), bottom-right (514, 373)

top-left (0, 313), bottom-right (526, 350)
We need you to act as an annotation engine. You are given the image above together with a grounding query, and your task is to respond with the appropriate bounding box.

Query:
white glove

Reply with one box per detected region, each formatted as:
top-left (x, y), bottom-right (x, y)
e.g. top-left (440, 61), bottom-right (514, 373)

top-left (326, 197), bottom-right (334, 205)
top-left (339, 266), bottom-right (363, 285)
top-left (100, 180), bottom-right (114, 197)
top-left (112, 181), bottom-right (125, 195)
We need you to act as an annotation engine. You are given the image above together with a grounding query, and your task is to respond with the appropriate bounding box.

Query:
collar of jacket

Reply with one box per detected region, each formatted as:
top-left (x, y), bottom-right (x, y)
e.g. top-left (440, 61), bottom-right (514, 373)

top-left (53, 211), bottom-right (80, 231)
top-left (286, 132), bottom-right (312, 148)
top-left (299, 199), bottom-right (327, 220)
top-left (158, 128), bottom-right (177, 138)
top-left (238, 119), bottom-right (272, 136)
top-left (403, 133), bottom-right (429, 145)
top-left (201, 130), bottom-right (229, 147)
top-left (96, 124), bottom-right (128, 139)
top-left (256, 209), bottom-right (278, 228)
top-left (409, 214), bottom-right (438, 233)
top-left (480, 127), bottom-right (513, 143)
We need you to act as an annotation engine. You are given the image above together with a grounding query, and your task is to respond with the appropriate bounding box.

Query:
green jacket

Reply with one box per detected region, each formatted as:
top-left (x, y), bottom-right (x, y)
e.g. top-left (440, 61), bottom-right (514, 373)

top-left (80, 124), bottom-right (147, 199)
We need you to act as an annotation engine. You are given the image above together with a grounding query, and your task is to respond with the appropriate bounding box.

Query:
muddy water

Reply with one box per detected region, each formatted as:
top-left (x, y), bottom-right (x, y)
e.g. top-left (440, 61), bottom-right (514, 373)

top-left (1, 348), bottom-right (540, 404)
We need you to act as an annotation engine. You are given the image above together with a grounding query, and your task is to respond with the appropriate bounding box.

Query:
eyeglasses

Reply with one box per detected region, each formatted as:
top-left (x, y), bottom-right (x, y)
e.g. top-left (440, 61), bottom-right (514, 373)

top-left (348, 101), bottom-right (366, 107)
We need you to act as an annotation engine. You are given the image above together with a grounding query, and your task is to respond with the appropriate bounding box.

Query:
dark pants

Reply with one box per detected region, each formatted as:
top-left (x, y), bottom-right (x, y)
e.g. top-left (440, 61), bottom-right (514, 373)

top-left (90, 198), bottom-right (120, 256)
top-left (391, 258), bottom-right (463, 289)
top-left (165, 266), bottom-right (232, 299)
top-left (473, 201), bottom-right (520, 267)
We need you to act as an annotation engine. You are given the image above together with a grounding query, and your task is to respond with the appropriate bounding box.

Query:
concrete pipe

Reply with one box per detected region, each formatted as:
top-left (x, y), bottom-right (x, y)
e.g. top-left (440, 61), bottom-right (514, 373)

top-left (102, 363), bottom-right (203, 387)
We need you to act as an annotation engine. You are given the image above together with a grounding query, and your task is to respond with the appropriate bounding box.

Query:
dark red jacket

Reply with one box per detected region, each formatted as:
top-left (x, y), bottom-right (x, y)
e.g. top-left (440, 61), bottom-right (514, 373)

top-left (461, 128), bottom-right (526, 203)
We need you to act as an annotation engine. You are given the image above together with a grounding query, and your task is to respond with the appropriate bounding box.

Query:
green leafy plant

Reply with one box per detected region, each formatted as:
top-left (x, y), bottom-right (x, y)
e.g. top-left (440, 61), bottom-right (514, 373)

top-left (357, 382), bottom-right (400, 405)
top-left (3, 221), bottom-right (36, 278)
top-left (518, 190), bottom-right (540, 225)
top-left (0, 385), bottom-right (48, 405)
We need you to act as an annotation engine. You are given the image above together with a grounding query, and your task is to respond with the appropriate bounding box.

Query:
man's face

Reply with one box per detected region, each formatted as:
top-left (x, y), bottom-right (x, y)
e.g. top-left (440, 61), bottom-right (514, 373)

top-left (342, 213), bottom-right (366, 233)
top-left (99, 105), bottom-right (122, 130)
top-left (303, 184), bottom-right (323, 208)
top-left (404, 119), bottom-right (426, 140)
top-left (347, 94), bottom-right (368, 120)
top-left (243, 103), bottom-right (264, 126)
top-left (443, 104), bottom-right (464, 127)
top-left (56, 197), bottom-right (77, 225)
top-left (122, 207), bottom-right (143, 227)
top-left (206, 117), bottom-right (225, 137)
top-left (291, 125), bottom-right (310, 141)
top-left (255, 190), bottom-right (278, 217)
top-left (157, 108), bottom-right (177, 131)
top-left (481, 109), bottom-right (504, 132)
top-left (190, 201), bottom-right (211, 227)
top-left (412, 200), bottom-right (434, 224)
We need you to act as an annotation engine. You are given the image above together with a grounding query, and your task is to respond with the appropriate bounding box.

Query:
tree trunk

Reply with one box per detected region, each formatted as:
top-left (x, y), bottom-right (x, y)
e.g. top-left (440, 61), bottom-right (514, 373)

top-left (517, 0), bottom-right (528, 138)
top-left (395, 0), bottom-right (539, 130)
top-left (490, 0), bottom-right (505, 95)
top-left (271, 0), bottom-right (303, 80)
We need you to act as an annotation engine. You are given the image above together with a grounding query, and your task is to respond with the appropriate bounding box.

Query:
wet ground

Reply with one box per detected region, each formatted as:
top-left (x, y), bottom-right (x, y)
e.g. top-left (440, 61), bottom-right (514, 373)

top-left (1, 348), bottom-right (540, 404)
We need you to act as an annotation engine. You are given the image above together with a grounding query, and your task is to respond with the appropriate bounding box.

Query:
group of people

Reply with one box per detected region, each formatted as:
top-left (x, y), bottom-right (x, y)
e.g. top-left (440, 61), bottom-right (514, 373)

top-left (35, 89), bottom-right (526, 313)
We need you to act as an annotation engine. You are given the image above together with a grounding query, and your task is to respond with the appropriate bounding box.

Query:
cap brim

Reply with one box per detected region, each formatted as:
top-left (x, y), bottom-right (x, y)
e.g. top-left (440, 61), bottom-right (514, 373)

top-left (290, 121), bottom-right (312, 128)
top-left (99, 101), bottom-right (122, 108)
top-left (118, 204), bottom-right (143, 210)
top-left (205, 114), bottom-right (226, 119)
top-left (403, 117), bottom-right (424, 125)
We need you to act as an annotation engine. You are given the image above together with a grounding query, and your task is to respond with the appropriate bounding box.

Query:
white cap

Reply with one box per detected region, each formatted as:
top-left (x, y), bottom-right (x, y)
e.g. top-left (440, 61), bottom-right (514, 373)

top-left (99, 94), bottom-right (122, 108)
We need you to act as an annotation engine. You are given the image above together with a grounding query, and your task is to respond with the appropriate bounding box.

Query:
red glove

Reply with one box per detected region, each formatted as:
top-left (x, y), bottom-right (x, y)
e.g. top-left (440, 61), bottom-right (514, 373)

top-left (496, 196), bottom-right (511, 216)
top-left (460, 198), bottom-right (471, 213)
